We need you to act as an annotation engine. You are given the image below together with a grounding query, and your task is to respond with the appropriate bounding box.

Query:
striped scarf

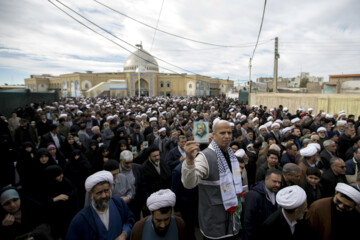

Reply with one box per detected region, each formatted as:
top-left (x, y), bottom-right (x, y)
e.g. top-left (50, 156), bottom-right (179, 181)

top-left (212, 141), bottom-right (243, 213)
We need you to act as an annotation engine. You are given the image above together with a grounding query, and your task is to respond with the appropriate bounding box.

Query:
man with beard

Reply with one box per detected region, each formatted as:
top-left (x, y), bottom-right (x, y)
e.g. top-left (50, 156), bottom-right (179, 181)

top-left (166, 135), bottom-right (187, 171)
top-left (130, 189), bottom-right (186, 240)
top-left (66, 170), bottom-right (135, 240)
top-left (316, 127), bottom-right (328, 149)
top-left (243, 169), bottom-right (282, 240)
top-left (120, 150), bottom-right (147, 222)
top-left (306, 183), bottom-right (360, 240)
top-left (338, 126), bottom-right (356, 160)
top-left (194, 122), bottom-right (207, 139)
top-left (291, 127), bottom-right (302, 150)
top-left (281, 163), bottom-right (301, 188)
top-left (260, 186), bottom-right (316, 240)
top-left (14, 118), bottom-right (38, 147)
top-left (321, 157), bottom-right (348, 198)
top-left (154, 127), bottom-right (171, 161)
top-left (143, 146), bottom-right (172, 196)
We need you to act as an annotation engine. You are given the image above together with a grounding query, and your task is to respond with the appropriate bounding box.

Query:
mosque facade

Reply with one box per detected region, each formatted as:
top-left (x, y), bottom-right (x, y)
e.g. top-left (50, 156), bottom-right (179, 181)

top-left (24, 44), bottom-right (233, 98)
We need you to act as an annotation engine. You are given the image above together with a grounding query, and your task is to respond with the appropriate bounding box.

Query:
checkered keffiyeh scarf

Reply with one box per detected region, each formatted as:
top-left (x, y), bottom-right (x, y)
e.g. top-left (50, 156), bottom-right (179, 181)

top-left (212, 141), bottom-right (243, 213)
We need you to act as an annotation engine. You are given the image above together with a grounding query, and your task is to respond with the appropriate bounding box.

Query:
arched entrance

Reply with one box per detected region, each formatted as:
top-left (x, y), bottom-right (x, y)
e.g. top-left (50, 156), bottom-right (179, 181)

top-left (135, 78), bottom-right (149, 96)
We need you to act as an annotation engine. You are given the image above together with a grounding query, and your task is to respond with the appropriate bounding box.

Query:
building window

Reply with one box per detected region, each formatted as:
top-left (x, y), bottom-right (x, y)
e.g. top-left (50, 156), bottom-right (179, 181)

top-left (85, 83), bottom-right (89, 89)
top-left (166, 81), bottom-right (171, 88)
top-left (160, 81), bottom-right (164, 88)
top-left (189, 84), bottom-right (192, 88)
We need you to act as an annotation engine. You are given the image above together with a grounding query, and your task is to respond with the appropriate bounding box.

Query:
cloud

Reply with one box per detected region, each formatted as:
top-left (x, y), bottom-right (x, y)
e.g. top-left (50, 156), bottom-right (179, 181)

top-left (0, 0), bottom-right (359, 85)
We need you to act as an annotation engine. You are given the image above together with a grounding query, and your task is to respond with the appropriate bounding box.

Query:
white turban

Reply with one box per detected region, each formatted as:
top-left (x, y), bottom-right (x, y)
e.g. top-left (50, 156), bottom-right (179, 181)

top-left (326, 114), bottom-right (333, 119)
top-left (317, 127), bottom-right (327, 133)
top-left (284, 107), bottom-right (288, 111)
top-left (291, 118), bottom-right (300, 124)
top-left (259, 125), bottom-right (267, 131)
top-left (60, 114), bottom-right (67, 118)
top-left (230, 122), bottom-right (235, 127)
top-left (85, 170), bottom-right (113, 192)
top-left (300, 145), bottom-right (317, 157)
top-left (335, 183), bottom-right (360, 205)
top-left (308, 143), bottom-right (321, 152)
top-left (338, 113), bottom-right (346, 118)
top-left (240, 115), bottom-right (247, 120)
top-left (271, 123), bottom-right (280, 128)
top-left (308, 108), bottom-right (313, 111)
top-left (339, 110), bottom-right (346, 114)
top-left (147, 189), bottom-right (176, 211)
top-left (275, 119), bottom-right (283, 124)
top-left (276, 186), bottom-right (307, 210)
top-left (236, 113), bottom-right (242, 118)
top-left (149, 117), bottom-right (157, 122)
top-left (269, 144), bottom-right (281, 152)
top-left (265, 122), bottom-right (272, 128)
top-left (267, 116), bottom-right (274, 121)
top-left (282, 127), bottom-right (292, 135)
top-left (141, 113), bottom-right (147, 118)
top-left (270, 108), bottom-right (274, 112)
top-left (337, 120), bottom-right (346, 126)
top-left (106, 116), bottom-right (113, 121)
top-left (235, 149), bottom-right (246, 158)
top-left (252, 117), bottom-right (259, 122)
top-left (159, 127), bottom-right (166, 133)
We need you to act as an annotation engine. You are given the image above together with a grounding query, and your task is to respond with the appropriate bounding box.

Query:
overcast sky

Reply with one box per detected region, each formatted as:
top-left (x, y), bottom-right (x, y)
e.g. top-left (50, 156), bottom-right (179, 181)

top-left (0, 0), bottom-right (359, 85)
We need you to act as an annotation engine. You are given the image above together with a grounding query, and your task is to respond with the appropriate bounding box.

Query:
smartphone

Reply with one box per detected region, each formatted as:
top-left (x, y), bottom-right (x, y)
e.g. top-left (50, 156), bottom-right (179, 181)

top-left (143, 141), bottom-right (148, 148)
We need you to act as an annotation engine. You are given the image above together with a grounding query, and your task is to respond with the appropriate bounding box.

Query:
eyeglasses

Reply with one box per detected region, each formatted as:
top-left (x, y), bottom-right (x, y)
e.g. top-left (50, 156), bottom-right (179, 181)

top-left (334, 196), bottom-right (354, 211)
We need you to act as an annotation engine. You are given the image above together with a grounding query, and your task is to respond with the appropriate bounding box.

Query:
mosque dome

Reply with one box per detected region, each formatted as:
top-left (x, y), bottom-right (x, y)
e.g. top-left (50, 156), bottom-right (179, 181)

top-left (123, 44), bottom-right (159, 73)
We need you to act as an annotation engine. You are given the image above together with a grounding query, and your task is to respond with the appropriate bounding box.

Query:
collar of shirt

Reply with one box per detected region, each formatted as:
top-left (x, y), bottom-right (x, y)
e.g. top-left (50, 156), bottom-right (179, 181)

top-left (264, 185), bottom-right (276, 205)
top-left (281, 208), bottom-right (297, 235)
top-left (178, 146), bottom-right (186, 158)
top-left (326, 149), bottom-right (334, 157)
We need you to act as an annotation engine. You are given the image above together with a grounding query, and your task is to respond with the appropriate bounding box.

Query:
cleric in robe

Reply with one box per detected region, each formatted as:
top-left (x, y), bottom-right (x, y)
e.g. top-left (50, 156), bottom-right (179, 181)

top-left (66, 170), bottom-right (135, 240)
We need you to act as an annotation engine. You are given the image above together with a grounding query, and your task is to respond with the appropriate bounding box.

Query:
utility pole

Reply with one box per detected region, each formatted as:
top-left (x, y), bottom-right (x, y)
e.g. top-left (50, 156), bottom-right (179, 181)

top-left (249, 58), bottom-right (252, 93)
top-left (273, 37), bottom-right (279, 93)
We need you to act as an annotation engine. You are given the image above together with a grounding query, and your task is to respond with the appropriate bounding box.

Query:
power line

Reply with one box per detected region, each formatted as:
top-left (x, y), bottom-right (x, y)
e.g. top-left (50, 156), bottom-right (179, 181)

top-left (153, 40), bottom-right (273, 52)
top-left (51, 0), bottom-right (207, 78)
top-left (94, 0), bottom-right (271, 48)
top-left (150, 0), bottom-right (165, 52)
top-left (250, 0), bottom-right (267, 60)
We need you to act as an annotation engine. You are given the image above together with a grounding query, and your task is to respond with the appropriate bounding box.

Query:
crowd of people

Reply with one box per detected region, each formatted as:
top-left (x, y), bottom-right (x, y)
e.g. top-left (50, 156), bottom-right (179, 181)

top-left (0, 95), bottom-right (360, 240)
